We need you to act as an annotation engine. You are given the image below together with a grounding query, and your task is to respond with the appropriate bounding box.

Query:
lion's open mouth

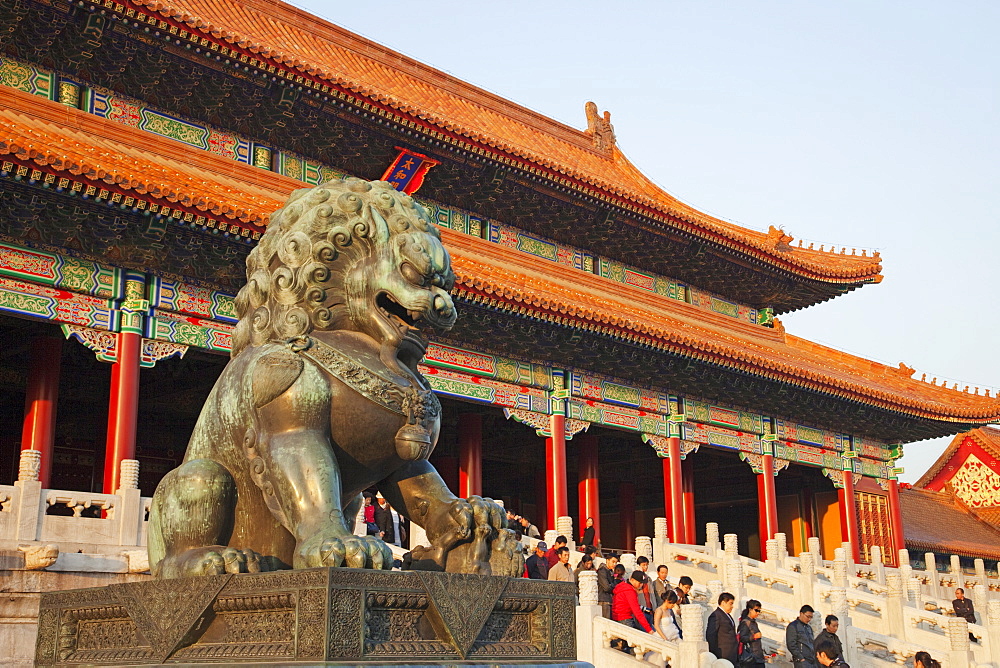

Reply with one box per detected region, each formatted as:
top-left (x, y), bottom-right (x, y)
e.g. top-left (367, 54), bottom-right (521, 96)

top-left (376, 292), bottom-right (421, 329)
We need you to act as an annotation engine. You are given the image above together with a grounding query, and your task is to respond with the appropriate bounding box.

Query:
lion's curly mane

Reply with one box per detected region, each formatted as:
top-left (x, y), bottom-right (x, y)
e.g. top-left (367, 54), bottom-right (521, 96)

top-left (232, 178), bottom-right (441, 357)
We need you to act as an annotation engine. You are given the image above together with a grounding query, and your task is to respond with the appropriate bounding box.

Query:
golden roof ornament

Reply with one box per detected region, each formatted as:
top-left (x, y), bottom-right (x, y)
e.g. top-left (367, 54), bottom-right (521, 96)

top-left (585, 101), bottom-right (616, 154)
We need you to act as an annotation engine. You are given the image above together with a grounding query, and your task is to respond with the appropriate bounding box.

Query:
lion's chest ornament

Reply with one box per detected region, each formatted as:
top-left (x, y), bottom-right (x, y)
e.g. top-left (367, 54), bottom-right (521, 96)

top-left (294, 334), bottom-right (441, 460)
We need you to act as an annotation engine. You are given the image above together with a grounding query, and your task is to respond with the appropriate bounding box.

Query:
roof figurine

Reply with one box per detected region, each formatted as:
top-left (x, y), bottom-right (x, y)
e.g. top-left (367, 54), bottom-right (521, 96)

top-left (584, 101), bottom-right (616, 154)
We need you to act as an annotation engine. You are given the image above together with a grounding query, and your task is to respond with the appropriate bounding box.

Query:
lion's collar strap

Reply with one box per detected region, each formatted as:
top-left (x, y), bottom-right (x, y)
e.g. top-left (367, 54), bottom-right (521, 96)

top-left (295, 336), bottom-right (440, 423)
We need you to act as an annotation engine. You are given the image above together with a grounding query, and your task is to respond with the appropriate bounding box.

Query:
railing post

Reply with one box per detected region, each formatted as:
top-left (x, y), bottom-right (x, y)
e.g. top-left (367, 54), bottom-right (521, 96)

top-left (556, 516), bottom-right (574, 552)
top-left (808, 535), bottom-right (822, 563)
top-left (116, 459), bottom-right (142, 546)
top-left (798, 552), bottom-right (816, 612)
top-left (575, 570), bottom-right (600, 665)
top-left (705, 521), bottom-right (721, 556)
top-left (653, 517), bottom-right (668, 564)
top-left (870, 545), bottom-right (885, 585)
top-left (724, 533), bottom-right (738, 561)
top-left (951, 554), bottom-right (963, 590)
top-left (885, 572), bottom-right (905, 639)
top-left (833, 548), bottom-right (848, 588)
top-left (14, 449), bottom-right (43, 542)
top-left (841, 541), bottom-right (855, 577)
top-left (829, 588), bottom-right (856, 666)
top-left (725, 558), bottom-right (746, 605)
top-left (986, 599), bottom-right (1000, 665)
top-left (635, 535), bottom-right (652, 562)
top-left (678, 603), bottom-right (709, 666)
top-left (925, 553), bottom-right (939, 598)
top-left (765, 538), bottom-right (780, 570)
top-left (947, 617), bottom-right (975, 667)
top-left (975, 558), bottom-right (988, 592)
top-left (775, 532), bottom-right (788, 568)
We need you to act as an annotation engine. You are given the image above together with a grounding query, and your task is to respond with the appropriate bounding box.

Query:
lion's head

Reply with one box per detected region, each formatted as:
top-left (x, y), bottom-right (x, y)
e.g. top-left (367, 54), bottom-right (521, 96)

top-left (232, 178), bottom-right (457, 368)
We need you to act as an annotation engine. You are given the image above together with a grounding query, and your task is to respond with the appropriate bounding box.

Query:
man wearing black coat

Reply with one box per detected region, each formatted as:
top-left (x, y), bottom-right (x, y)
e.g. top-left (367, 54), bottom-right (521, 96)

top-left (786, 605), bottom-right (818, 667)
top-left (705, 592), bottom-right (738, 663)
top-left (953, 588), bottom-right (978, 642)
top-left (596, 555), bottom-right (619, 618)
top-left (525, 542), bottom-right (549, 580)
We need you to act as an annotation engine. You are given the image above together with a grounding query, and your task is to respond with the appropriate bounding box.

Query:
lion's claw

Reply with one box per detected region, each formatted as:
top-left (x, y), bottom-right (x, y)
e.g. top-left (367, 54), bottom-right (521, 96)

top-left (157, 546), bottom-right (270, 578)
top-left (296, 533), bottom-right (391, 570)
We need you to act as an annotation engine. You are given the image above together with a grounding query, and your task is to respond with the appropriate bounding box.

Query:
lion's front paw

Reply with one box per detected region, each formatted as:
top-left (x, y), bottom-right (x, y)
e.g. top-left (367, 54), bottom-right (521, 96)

top-left (294, 533), bottom-right (392, 570)
top-left (490, 528), bottom-right (526, 577)
top-left (424, 496), bottom-right (513, 575)
top-left (158, 546), bottom-right (270, 578)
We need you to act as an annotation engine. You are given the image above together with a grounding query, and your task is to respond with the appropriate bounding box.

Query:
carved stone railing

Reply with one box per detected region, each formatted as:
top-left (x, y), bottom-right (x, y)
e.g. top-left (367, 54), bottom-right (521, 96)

top-left (0, 449), bottom-right (151, 573)
top-left (651, 521), bottom-right (987, 667)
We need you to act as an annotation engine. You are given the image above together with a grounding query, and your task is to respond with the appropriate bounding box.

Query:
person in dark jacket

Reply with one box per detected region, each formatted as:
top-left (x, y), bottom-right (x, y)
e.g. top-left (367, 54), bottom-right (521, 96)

top-left (705, 592), bottom-right (738, 663)
top-left (815, 638), bottom-right (850, 667)
top-left (596, 555), bottom-right (619, 618)
top-left (953, 588), bottom-right (978, 642)
top-left (737, 599), bottom-right (765, 667)
top-left (525, 542), bottom-right (549, 580)
top-left (786, 605), bottom-right (818, 667)
top-left (814, 615), bottom-right (843, 661)
top-left (581, 516), bottom-right (596, 548)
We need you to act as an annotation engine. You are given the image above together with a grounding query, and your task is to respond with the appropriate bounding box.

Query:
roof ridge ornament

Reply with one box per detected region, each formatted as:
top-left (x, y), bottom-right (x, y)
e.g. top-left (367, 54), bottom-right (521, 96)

top-left (584, 101), bottom-right (616, 154)
top-left (767, 225), bottom-right (794, 250)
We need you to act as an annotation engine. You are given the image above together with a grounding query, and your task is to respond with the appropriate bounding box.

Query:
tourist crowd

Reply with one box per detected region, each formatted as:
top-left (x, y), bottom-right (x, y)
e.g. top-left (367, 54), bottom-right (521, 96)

top-left (353, 503), bottom-right (957, 668)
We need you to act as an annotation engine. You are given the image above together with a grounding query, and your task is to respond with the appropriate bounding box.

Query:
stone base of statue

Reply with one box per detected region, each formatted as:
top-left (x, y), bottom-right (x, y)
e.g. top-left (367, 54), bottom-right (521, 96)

top-left (33, 568), bottom-right (580, 666)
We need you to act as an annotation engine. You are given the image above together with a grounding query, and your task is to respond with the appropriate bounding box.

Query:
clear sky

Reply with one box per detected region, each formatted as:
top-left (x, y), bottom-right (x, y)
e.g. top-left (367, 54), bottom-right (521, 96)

top-left (294, 0), bottom-right (999, 481)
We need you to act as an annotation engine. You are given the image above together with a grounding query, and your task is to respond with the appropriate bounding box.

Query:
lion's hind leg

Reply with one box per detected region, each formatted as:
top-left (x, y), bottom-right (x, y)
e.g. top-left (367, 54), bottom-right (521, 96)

top-left (148, 458), bottom-right (270, 578)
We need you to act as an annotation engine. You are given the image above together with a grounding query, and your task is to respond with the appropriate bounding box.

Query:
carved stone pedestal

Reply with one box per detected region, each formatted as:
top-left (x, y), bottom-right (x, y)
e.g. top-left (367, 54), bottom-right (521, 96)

top-left (34, 568), bottom-right (579, 666)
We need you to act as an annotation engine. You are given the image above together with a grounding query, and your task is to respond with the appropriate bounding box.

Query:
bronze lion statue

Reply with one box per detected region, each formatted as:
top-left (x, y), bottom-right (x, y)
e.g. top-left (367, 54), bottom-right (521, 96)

top-left (148, 178), bottom-right (523, 578)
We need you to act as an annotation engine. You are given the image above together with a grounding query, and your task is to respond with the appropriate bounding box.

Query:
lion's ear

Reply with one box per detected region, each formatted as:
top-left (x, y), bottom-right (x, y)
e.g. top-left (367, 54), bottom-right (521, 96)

top-left (251, 349), bottom-right (305, 408)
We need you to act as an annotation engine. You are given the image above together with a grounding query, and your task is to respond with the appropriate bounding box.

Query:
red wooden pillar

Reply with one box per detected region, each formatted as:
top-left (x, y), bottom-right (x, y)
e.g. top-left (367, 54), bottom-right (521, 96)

top-left (104, 331), bottom-right (141, 494)
top-left (759, 453), bottom-right (779, 543)
top-left (104, 272), bottom-right (145, 495)
top-left (839, 471), bottom-right (861, 562)
top-left (662, 457), bottom-right (674, 541)
top-left (545, 412), bottom-right (567, 530)
top-left (577, 434), bottom-right (600, 546)
top-left (458, 413), bottom-right (482, 498)
top-left (667, 437), bottom-right (684, 543)
top-left (682, 458), bottom-right (696, 544)
top-left (620, 482), bottom-right (635, 551)
top-left (887, 479), bottom-right (905, 557)
top-left (21, 336), bottom-right (63, 488)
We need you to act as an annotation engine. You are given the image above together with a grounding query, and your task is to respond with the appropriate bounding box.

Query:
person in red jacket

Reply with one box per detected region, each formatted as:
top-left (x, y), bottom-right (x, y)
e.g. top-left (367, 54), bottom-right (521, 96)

top-left (545, 535), bottom-right (567, 567)
top-left (611, 571), bottom-right (655, 633)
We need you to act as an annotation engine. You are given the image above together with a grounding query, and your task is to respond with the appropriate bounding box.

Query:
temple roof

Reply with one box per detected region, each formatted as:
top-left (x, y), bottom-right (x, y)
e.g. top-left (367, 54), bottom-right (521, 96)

top-left (445, 230), bottom-right (998, 427)
top-left (901, 487), bottom-right (1000, 561)
top-left (917, 427), bottom-right (1000, 488)
top-left (2, 86), bottom-right (994, 441)
top-left (120, 0), bottom-right (883, 290)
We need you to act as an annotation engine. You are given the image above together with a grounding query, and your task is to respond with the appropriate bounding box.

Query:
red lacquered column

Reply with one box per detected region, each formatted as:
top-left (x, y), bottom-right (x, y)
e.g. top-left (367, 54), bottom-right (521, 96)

top-left (839, 470), bottom-right (861, 562)
top-left (682, 458), bottom-right (696, 544)
top-left (667, 437), bottom-right (684, 544)
top-left (662, 457), bottom-right (674, 541)
top-left (546, 412), bottom-right (567, 530)
top-left (458, 413), bottom-right (482, 498)
top-left (760, 453), bottom-right (779, 542)
top-left (104, 272), bottom-right (145, 495)
top-left (577, 434), bottom-right (600, 546)
top-left (21, 336), bottom-right (63, 488)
